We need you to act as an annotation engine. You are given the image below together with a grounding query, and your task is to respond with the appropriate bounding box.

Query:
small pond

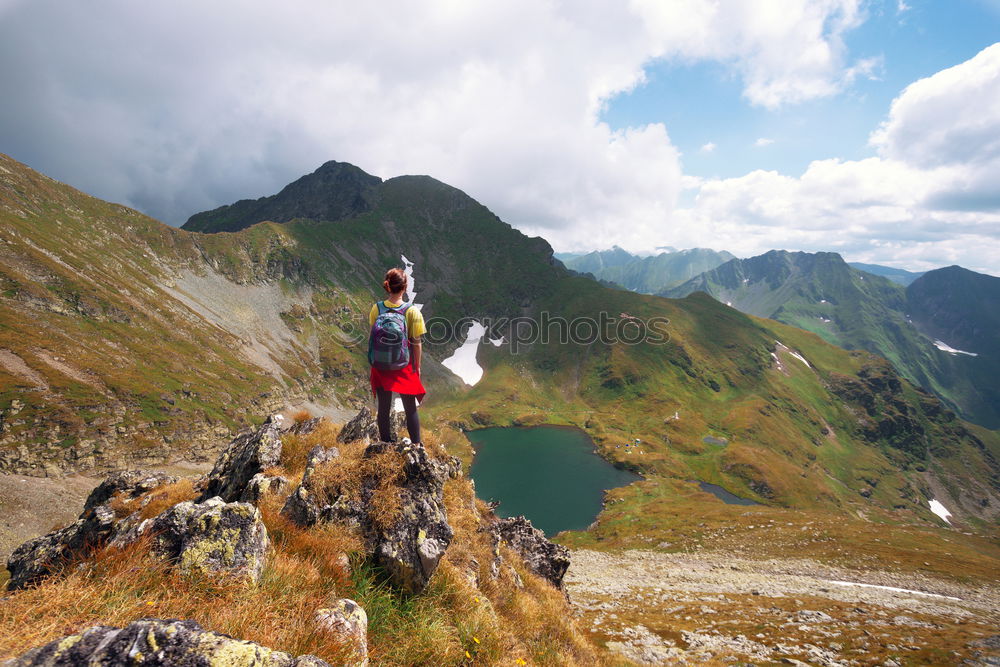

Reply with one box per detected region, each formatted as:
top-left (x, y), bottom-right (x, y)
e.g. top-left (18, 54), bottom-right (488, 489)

top-left (467, 425), bottom-right (641, 536)
top-left (692, 480), bottom-right (759, 506)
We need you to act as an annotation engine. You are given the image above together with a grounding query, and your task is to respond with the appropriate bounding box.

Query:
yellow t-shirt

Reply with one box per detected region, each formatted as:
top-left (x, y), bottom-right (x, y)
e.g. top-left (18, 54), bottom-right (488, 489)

top-left (369, 301), bottom-right (426, 339)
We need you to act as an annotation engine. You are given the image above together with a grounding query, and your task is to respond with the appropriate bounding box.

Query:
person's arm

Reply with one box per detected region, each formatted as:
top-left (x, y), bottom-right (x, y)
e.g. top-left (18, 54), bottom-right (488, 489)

top-left (410, 335), bottom-right (422, 375)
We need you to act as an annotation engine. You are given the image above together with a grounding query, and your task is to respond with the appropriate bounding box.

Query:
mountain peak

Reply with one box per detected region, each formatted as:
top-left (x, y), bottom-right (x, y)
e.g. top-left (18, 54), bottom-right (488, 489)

top-left (182, 160), bottom-right (382, 233)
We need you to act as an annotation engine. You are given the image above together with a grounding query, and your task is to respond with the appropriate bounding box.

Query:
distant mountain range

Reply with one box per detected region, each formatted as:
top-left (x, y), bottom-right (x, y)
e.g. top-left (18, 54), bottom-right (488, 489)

top-left (662, 250), bottom-right (999, 428)
top-left (556, 246), bottom-right (735, 293)
top-left (847, 262), bottom-right (925, 286)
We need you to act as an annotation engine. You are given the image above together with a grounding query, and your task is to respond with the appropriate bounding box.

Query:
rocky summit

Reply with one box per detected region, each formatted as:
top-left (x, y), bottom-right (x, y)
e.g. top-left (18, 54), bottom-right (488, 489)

top-left (3, 410), bottom-right (578, 664)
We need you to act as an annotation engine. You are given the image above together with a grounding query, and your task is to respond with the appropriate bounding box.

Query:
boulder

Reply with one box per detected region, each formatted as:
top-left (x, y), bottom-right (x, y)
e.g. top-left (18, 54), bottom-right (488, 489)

top-left (337, 407), bottom-right (379, 444)
top-left (199, 415), bottom-right (284, 502)
top-left (240, 473), bottom-right (291, 504)
top-left (336, 406), bottom-right (406, 444)
top-left (283, 438), bottom-right (459, 594)
top-left (2, 618), bottom-right (330, 666)
top-left (287, 416), bottom-right (322, 436)
top-left (365, 441), bottom-right (456, 594)
top-left (315, 598), bottom-right (369, 666)
top-left (492, 516), bottom-right (570, 589)
top-left (149, 496), bottom-right (270, 583)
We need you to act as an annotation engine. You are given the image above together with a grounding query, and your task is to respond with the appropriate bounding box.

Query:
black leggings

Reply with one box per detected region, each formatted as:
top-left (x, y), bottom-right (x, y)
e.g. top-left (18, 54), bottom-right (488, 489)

top-left (375, 388), bottom-right (421, 444)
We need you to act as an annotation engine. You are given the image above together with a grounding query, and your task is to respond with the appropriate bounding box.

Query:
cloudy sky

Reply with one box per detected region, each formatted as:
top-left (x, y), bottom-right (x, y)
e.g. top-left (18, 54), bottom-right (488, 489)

top-left (1, 0), bottom-right (998, 273)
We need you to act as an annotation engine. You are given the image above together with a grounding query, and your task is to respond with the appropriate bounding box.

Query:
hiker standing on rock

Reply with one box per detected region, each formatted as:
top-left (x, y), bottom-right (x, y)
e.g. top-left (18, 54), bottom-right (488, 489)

top-left (368, 267), bottom-right (426, 444)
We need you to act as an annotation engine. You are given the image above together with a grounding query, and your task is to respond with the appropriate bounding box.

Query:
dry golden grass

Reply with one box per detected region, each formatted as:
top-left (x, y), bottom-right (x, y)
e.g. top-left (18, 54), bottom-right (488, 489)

top-left (106, 479), bottom-right (197, 521)
top-left (291, 409), bottom-right (313, 424)
top-left (278, 419), bottom-right (341, 475)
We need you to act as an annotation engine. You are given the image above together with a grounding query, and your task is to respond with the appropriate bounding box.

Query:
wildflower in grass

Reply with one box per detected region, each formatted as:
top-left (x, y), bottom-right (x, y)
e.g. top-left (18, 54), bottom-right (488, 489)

top-left (473, 636), bottom-right (480, 644)
top-left (465, 650), bottom-right (471, 659)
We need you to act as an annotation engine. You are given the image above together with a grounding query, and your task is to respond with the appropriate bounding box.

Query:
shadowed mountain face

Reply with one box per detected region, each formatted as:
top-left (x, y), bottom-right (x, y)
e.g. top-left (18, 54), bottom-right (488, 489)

top-left (561, 247), bottom-right (735, 294)
top-left (1, 153), bottom-right (998, 530)
top-left (907, 266), bottom-right (1000, 355)
top-left (664, 251), bottom-right (1000, 428)
top-left (182, 161), bottom-right (383, 233)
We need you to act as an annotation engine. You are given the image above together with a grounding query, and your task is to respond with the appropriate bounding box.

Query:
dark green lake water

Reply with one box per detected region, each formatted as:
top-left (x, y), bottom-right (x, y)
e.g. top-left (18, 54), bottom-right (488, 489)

top-left (467, 425), bottom-right (641, 536)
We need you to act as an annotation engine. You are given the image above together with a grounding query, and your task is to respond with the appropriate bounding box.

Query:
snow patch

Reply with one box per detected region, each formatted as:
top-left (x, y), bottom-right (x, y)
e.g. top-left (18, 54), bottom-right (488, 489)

top-left (929, 499), bottom-right (952, 524)
top-left (775, 341), bottom-right (811, 368)
top-left (488, 335), bottom-right (504, 347)
top-left (442, 321), bottom-right (486, 386)
top-left (933, 340), bottom-right (978, 357)
top-left (826, 580), bottom-right (962, 601)
top-left (400, 254), bottom-right (423, 311)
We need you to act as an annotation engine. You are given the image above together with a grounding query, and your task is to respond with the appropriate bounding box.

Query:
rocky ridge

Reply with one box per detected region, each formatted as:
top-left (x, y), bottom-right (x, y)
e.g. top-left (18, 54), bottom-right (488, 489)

top-left (3, 409), bottom-right (569, 664)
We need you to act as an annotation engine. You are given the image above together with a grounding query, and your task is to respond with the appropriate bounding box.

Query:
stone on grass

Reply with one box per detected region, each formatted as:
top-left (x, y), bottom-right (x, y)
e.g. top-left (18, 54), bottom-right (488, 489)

top-left (199, 415), bottom-right (284, 502)
top-left (315, 598), bottom-right (369, 666)
top-left (1, 618), bottom-right (330, 666)
top-left (7, 468), bottom-right (178, 590)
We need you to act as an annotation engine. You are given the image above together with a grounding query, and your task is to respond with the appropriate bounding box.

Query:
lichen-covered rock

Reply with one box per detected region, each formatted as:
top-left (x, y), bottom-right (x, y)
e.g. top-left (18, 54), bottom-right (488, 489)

top-left (240, 472), bottom-right (291, 504)
top-left (150, 496), bottom-right (269, 583)
top-left (281, 446), bottom-right (344, 526)
top-left (336, 406), bottom-right (408, 444)
top-left (315, 598), bottom-right (369, 666)
top-left (199, 415), bottom-right (284, 502)
top-left (286, 415), bottom-right (322, 436)
top-left (493, 516), bottom-right (570, 589)
top-left (1, 618), bottom-right (331, 666)
top-left (6, 504), bottom-right (117, 590)
top-left (336, 406), bottom-right (379, 444)
top-left (282, 438), bottom-right (457, 594)
top-left (365, 440), bottom-right (455, 594)
top-left (83, 470), bottom-right (179, 512)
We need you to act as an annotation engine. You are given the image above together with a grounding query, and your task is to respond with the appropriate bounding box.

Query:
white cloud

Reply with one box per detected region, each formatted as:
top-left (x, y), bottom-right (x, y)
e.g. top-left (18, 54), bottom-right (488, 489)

top-left (871, 43), bottom-right (1000, 168)
top-left (675, 44), bottom-right (1000, 273)
top-left (0, 0), bottom-right (874, 255)
top-left (754, 138), bottom-right (775, 147)
top-left (700, 142), bottom-right (717, 153)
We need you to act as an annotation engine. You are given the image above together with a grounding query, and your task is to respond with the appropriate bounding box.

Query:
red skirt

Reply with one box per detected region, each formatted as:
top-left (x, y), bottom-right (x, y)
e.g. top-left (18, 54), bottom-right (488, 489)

top-left (370, 364), bottom-right (426, 403)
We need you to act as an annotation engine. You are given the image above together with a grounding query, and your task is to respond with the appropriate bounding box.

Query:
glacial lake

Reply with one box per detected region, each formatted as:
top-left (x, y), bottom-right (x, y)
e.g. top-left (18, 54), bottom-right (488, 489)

top-left (693, 480), bottom-right (759, 506)
top-left (467, 425), bottom-right (641, 536)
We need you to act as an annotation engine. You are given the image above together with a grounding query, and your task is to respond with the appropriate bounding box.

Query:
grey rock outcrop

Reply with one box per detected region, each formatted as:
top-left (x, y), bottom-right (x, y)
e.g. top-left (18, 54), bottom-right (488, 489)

top-left (336, 406), bottom-right (379, 444)
top-left (83, 470), bottom-right (179, 511)
top-left (283, 437), bottom-right (459, 594)
top-left (336, 406), bottom-right (405, 444)
top-left (315, 598), bottom-right (369, 667)
top-left (7, 504), bottom-right (117, 591)
top-left (1, 618), bottom-right (330, 666)
top-left (199, 415), bottom-right (284, 502)
top-left (367, 440), bottom-right (457, 594)
top-left (148, 496), bottom-right (270, 583)
top-left (7, 469), bottom-right (177, 590)
top-left (492, 516), bottom-right (570, 589)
